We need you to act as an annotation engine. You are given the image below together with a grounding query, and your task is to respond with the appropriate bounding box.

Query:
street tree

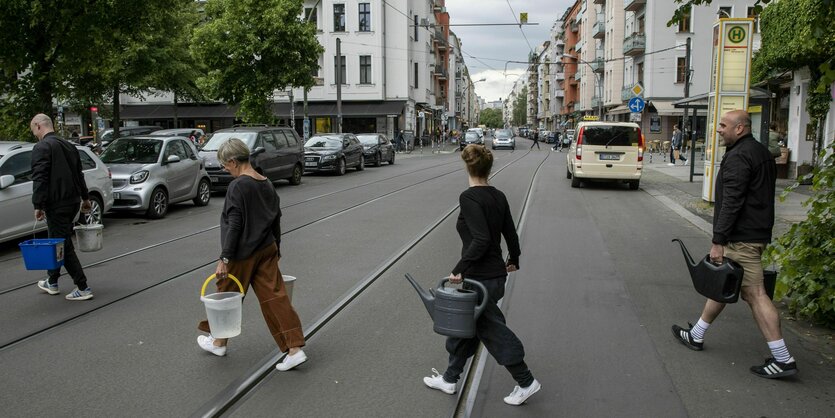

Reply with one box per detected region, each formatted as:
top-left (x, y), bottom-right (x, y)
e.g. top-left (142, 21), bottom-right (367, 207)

top-left (192, 0), bottom-right (323, 124)
top-left (512, 87), bottom-right (528, 127)
top-left (479, 108), bottom-right (503, 129)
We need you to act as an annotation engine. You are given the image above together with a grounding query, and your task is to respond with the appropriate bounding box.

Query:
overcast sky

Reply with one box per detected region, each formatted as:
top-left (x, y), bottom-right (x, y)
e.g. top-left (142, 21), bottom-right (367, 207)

top-left (445, 0), bottom-right (575, 103)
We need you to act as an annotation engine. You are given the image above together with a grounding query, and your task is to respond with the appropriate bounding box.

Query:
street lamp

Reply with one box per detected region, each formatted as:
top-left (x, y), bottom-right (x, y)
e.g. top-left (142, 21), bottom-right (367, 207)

top-left (563, 53), bottom-right (603, 118)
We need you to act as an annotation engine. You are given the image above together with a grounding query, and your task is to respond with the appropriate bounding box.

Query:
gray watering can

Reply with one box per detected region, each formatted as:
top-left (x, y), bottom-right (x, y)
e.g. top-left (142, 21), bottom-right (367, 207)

top-left (672, 239), bottom-right (745, 303)
top-left (404, 274), bottom-right (488, 339)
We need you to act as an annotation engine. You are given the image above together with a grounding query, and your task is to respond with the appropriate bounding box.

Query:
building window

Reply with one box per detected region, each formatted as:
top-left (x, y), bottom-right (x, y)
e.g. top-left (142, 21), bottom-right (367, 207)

top-left (678, 11), bottom-right (691, 33)
top-left (637, 62), bottom-right (644, 85)
top-left (414, 62), bottom-right (419, 89)
top-left (676, 57), bottom-right (687, 83)
top-left (334, 55), bottom-right (346, 84)
top-left (311, 55), bottom-right (321, 77)
top-left (359, 55), bottom-right (372, 84)
top-left (414, 15), bottom-right (419, 41)
top-left (718, 6), bottom-right (732, 18)
top-left (359, 3), bottom-right (371, 32)
top-left (747, 7), bottom-right (760, 32)
top-left (333, 4), bottom-right (346, 32)
top-left (304, 7), bottom-right (318, 29)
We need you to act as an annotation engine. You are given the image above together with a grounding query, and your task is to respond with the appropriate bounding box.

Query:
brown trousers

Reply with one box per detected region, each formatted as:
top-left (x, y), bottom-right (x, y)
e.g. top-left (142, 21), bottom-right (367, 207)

top-left (199, 242), bottom-right (305, 352)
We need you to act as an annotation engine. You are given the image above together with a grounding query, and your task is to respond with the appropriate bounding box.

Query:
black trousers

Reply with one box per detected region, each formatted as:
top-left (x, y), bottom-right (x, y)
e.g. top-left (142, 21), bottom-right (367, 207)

top-left (45, 204), bottom-right (88, 290)
top-left (530, 138), bottom-right (540, 149)
top-left (443, 276), bottom-right (534, 387)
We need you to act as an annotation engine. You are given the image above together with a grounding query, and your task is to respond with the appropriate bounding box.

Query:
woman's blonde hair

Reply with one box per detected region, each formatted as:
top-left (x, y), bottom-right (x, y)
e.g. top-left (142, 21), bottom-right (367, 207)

top-left (461, 144), bottom-right (493, 178)
top-left (217, 138), bottom-right (250, 163)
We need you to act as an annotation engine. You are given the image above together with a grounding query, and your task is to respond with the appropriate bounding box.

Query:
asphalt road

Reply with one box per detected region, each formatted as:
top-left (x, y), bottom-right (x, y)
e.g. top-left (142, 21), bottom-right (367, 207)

top-left (0, 138), bottom-right (831, 417)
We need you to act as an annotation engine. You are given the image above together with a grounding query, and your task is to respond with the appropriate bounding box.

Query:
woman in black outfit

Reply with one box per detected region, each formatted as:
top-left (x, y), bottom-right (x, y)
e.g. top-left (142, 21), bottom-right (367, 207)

top-left (423, 144), bottom-right (541, 406)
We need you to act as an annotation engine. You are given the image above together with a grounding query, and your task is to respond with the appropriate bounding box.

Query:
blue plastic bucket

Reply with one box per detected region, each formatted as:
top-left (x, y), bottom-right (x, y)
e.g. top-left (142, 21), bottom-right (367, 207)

top-left (19, 239), bottom-right (65, 270)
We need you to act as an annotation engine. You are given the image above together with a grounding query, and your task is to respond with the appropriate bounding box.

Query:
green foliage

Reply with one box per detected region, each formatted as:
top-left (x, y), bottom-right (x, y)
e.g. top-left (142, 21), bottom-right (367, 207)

top-left (512, 86), bottom-right (527, 127)
top-left (192, 0), bottom-right (323, 124)
top-left (479, 108), bottom-right (503, 129)
top-left (764, 143), bottom-right (835, 328)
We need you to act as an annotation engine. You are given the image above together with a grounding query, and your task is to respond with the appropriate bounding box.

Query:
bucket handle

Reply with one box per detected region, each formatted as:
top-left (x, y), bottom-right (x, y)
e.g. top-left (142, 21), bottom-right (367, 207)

top-left (201, 274), bottom-right (244, 297)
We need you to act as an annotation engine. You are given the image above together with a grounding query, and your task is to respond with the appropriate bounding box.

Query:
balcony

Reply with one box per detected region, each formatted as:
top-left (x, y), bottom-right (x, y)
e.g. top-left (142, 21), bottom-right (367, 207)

top-left (623, 32), bottom-right (646, 56)
top-left (570, 21), bottom-right (579, 32)
top-left (591, 58), bottom-right (604, 73)
top-left (554, 90), bottom-right (565, 98)
top-left (432, 0), bottom-right (445, 13)
top-left (624, 0), bottom-right (646, 12)
top-left (622, 85), bottom-right (634, 101)
top-left (575, 70), bottom-right (582, 81)
top-left (435, 27), bottom-right (446, 50)
top-left (593, 15), bottom-right (605, 38)
top-left (433, 64), bottom-right (448, 79)
top-left (593, 0), bottom-right (605, 4)
top-left (576, 39), bottom-right (584, 52)
top-left (555, 72), bottom-right (565, 80)
top-left (591, 96), bottom-right (602, 109)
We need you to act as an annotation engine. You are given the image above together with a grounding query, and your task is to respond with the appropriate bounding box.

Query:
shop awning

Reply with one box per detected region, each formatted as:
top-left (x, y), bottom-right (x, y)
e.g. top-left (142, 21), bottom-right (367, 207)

top-left (608, 104), bottom-right (630, 115)
top-left (672, 87), bottom-right (774, 109)
top-left (646, 100), bottom-right (684, 116)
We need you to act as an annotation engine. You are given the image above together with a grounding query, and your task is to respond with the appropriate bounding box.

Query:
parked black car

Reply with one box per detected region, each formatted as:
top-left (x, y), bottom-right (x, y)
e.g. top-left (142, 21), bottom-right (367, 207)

top-left (304, 133), bottom-right (365, 175)
top-left (356, 133), bottom-right (395, 166)
top-left (199, 125), bottom-right (304, 191)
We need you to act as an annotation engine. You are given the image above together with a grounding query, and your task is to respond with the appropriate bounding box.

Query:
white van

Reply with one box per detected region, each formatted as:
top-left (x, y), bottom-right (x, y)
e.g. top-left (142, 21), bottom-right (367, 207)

top-left (565, 121), bottom-right (644, 190)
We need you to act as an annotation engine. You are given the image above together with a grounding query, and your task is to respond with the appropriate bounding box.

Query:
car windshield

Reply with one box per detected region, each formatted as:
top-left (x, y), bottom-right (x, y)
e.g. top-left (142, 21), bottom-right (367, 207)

top-left (495, 130), bottom-right (512, 139)
top-left (200, 132), bottom-right (257, 151)
top-left (305, 137), bottom-right (342, 148)
top-left (356, 135), bottom-right (379, 145)
top-left (581, 126), bottom-right (639, 146)
top-left (100, 138), bottom-right (163, 164)
top-left (465, 132), bottom-right (479, 140)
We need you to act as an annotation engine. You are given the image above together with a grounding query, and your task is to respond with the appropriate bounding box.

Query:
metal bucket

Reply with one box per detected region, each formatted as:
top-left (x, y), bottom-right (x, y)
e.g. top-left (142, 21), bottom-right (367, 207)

top-left (282, 275), bottom-right (296, 302)
top-left (74, 224), bottom-right (103, 252)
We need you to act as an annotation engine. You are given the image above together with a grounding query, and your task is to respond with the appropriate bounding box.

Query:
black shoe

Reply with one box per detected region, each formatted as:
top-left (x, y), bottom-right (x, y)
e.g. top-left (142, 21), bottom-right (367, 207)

top-left (750, 357), bottom-right (798, 379)
top-left (671, 323), bottom-right (704, 351)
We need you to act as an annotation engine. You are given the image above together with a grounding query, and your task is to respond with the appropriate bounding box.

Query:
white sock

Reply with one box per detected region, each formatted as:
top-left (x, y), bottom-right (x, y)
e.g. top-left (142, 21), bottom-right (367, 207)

top-left (690, 318), bottom-right (711, 341)
top-left (767, 339), bottom-right (794, 364)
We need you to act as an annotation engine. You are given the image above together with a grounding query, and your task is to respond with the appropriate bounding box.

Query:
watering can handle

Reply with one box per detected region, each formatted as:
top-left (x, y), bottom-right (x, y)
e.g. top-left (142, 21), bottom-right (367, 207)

top-left (201, 274), bottom-right (244, 297)
top-left (464, 279), bottom-right (489, 319)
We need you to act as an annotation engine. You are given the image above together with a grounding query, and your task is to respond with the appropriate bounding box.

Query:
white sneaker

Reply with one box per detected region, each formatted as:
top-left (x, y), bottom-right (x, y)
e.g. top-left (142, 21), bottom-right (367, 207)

top-left (65, 287), bottom-right (93, 301)
top-left (37, 279), bottom-right (59, 295)
top-left (197, 335), bottom-right (227, 357)
top-left (275, 349), bottom-right (307, 371)
top-left (423, 368), bottom-right (456, 394)
top-left (667, 163), bottom-right (675, 166)
top-left (503, 379), bottom-right (541, 405)
top-left (684, 160), bottom-right (690, 166)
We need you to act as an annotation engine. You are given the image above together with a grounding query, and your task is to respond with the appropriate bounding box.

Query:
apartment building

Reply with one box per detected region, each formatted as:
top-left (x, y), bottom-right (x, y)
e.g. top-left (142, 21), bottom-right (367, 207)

top-left (560, 3), bottom-right (582, 121)
top-left (547, 20), bottom-right (566, 131)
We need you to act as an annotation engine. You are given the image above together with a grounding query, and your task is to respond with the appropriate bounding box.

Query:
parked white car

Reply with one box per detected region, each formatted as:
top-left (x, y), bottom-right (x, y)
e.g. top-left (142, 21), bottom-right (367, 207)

top-left (0, 141), bottom-right (114, 243)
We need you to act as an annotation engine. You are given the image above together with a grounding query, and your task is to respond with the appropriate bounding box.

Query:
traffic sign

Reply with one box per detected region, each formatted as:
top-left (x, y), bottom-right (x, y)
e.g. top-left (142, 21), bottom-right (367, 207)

top-left (630, 83), bottom-right (644, 97)
top-left (628, 97), bottom-right (645, 113)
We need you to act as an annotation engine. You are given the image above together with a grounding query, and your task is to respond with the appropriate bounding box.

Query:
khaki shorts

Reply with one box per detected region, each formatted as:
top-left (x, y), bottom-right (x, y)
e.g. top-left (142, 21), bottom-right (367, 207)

top-left (724, 242), bottom-right (766, 287)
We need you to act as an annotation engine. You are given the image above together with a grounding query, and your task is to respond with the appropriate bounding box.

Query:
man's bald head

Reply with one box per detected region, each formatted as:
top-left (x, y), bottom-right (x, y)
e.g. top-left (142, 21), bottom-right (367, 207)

top-left (717, 110), bottom-right (752, 146)
top-left (29, 113), bottom-right (54, 140)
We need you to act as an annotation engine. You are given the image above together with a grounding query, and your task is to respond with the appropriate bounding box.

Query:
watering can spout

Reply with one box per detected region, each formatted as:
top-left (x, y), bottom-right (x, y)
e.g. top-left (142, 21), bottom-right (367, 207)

top-left (672, 239), bottom-right (698, 270)
top-left (404, 274), bottom-right (434, 318)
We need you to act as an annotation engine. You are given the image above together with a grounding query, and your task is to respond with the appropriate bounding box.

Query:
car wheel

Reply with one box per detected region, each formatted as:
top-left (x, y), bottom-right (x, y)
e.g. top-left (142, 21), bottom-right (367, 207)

top-left (146, 187), bottom-right (169, 219)
top-left (389, 151), bottom-right (395, 165)
top-left (356, 155), bottom-right (365, 171)
top-left (288, 164), bottom-right (303, 185)
top-left (629, 180), bottom-right (640, 190)
top-left (566, 167), bottom-right (572, 179)
top-left (375, 152), bottom-right (382, 167)
top-left (335, 158), bottom-right (346, 176)
top-left (570, 175), bottom-right (581, 188)
top-left (80, 194), bottom-right (104, 225)
top-left (193, 178), bottom-right (211, 206)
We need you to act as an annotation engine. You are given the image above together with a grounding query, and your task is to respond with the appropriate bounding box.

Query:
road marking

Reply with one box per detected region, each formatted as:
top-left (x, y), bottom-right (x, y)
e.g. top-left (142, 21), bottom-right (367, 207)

top-left (644, 188), bottom-right (712, 235)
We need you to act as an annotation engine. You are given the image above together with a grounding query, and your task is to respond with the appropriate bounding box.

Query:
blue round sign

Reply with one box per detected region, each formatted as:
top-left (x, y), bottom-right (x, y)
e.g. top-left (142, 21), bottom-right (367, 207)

top-left (628, 97), bottom-right (645, 113)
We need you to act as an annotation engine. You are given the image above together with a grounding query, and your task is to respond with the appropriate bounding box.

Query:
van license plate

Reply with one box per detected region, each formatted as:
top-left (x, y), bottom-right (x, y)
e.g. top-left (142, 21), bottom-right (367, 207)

top-left (599, 153), bottom-right (620, 161)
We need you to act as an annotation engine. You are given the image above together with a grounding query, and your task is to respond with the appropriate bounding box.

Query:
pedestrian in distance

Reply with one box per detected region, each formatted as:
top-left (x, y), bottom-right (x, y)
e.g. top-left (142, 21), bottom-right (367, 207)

top-left (423, 144), bottom-right (541, 406)
top-left (668, 124), bottom-right (687, 166)
top-left (197, 138), bottom-right (308, 371)
top-left (530, 129), bottom-right (540, 150)
top-left (30, 114), bottom-right (95, 301)
top-left (672, 110), bottom-right (797, 379)
top-left (552, 131), bottom-right (563, 152)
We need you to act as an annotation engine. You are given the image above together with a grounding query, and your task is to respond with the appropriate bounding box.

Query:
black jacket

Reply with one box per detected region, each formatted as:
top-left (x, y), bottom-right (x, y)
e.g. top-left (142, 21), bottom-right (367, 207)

top-left (31, 133), bottom-right (89, 210)
top-left (452, 186), bottom-right (521, 279)
top-left (712, 134), bottom-right (776, 245)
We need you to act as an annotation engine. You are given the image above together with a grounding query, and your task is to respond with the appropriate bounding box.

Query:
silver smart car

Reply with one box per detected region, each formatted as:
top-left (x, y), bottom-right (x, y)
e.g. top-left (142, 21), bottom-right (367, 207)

top-left (100, 136), bottom-right (211, 219)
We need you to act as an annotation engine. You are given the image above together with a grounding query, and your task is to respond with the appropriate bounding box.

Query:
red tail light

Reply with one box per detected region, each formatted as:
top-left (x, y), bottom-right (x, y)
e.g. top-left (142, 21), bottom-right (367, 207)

top-left (575, 127), bottom-right (584, 160)
top-left (637, 128), bottom-right (644, 162)
top-left (107, 168), bottom-right (112, 179)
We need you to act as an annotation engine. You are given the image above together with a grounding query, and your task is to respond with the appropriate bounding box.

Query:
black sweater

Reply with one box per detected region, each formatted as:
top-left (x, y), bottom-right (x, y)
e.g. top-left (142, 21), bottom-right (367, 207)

top-left (713, 134), bottom-right (776, 245)
top-left (220, 176), bottom-right (281, 261)
top-left (31, 133), bottom-right (89, 210)
top-left (452, 186), bottom-right (521, 279)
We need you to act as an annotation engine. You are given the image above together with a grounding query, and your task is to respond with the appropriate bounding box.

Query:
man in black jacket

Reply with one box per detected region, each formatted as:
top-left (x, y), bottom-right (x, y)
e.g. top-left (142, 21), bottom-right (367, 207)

top-left (30, 114), bottom-right (94, 301)
top-left (672, 110), bottom-right (797, 379)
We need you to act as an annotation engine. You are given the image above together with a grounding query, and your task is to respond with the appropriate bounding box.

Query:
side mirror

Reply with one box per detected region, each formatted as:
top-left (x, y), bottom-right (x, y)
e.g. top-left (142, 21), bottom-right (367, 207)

top-left (0, 174), bottom-right (15, 189)
top-left (251, 147), bottom-right (266, 157)
top-left (166, 155), bottom-right (181, 164)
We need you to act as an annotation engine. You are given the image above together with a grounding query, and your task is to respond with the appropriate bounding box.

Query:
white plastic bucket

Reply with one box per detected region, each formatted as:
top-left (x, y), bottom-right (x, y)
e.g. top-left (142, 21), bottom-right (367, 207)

top-left (282, 275), bottom-right (296, 302)
top-left (74, 224), bottom-right (103, 252)
top-left (201, 274), bottom-right (245, 338)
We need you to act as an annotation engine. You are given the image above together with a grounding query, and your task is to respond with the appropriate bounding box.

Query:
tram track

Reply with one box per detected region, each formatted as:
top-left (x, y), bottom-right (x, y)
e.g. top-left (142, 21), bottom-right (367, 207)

top-left (0, 157), bottom-right (466, 296)
top-left (190, 149), bottom-right (543, 418)
top-left (0, 151), bottom-right (528, 352)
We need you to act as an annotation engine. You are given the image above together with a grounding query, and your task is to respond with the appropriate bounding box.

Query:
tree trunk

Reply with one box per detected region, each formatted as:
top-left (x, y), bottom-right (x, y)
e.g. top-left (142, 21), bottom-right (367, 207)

top-left (112, 85), bottom-right (120, 140)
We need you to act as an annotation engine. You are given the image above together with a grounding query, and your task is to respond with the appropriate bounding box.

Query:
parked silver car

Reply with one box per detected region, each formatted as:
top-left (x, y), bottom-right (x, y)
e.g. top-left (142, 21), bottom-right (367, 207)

top-left (100, 136), bottom-right (211, 219)
top-left (0, 141), bottom-right (114, 243)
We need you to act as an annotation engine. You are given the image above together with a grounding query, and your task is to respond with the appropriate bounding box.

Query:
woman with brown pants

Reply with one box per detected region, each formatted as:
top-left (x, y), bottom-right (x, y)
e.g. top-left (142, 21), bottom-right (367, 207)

top-left (197, 138), bottom-right (307, 372)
